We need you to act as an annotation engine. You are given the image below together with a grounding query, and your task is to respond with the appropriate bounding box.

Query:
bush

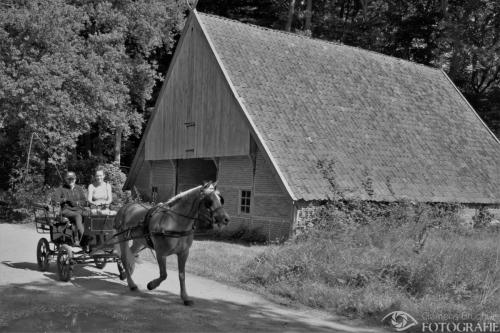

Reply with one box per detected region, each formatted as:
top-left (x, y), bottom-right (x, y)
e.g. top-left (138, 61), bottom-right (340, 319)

top-left (241, 201), bottom-right (500, 324)
top-left (216, 224), bottom-right (269, 244)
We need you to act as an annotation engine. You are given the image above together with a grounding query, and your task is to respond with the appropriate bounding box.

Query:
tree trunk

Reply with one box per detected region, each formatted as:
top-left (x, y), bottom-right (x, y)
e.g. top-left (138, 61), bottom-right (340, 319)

top-left (114, 127), bottom-right (122, 164)
top-left (305, 0), bottom-right (312, 33)
top-left (285, 0), bottom-right (296, 32)
top-left (441, 0), bottom-right (447, 17)
top-left (360, 0), bottom-right (368, 20)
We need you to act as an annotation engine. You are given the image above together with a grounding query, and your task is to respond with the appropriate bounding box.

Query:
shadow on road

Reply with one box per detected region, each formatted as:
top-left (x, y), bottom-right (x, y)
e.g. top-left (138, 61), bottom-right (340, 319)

top-left (1, 261), bottom-right (39, 271)
top-left (0, 277), bottom-right (352, 333)
top-left (2, 260), bottom-right (122, 283)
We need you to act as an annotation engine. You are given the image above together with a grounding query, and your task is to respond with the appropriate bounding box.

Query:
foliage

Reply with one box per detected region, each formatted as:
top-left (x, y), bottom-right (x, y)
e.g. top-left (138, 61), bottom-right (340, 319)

top-left (472, 206), bottom-right (495, 229)
top-left (234, 158), bottom-right (500, 323)
top-left (0, 0), bottom-right (187, 195)
top-left (240, 203), bottom-right (500, 323)
top-left (216, 224), bottom-right (269, 244)
top-left (2, 0), bottom-right (499, 206)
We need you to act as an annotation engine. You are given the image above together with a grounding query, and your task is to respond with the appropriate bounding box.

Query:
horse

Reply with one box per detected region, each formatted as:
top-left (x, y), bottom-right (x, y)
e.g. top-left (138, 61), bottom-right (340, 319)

top-left (113, 181), bottom-right (230, 305)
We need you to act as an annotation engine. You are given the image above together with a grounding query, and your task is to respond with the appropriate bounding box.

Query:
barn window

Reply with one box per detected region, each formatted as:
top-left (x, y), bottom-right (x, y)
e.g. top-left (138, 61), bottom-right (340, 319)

top-left (239, 190), bottom-right (251, 214)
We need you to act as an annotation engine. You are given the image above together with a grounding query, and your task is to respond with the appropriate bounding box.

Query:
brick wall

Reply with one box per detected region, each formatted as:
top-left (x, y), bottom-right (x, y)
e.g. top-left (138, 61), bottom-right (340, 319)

top-left (136, 153), bottom-right (294, 240)
top-left (253, 151), bottom-right (292, 240)
top-left (216, 153), bottom-right (293, 240)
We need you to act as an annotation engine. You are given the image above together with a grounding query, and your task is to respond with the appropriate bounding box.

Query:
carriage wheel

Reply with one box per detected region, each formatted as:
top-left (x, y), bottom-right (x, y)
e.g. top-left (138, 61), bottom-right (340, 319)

top-left (117, 261), bottom-right (126, 280)
top-left (94, 256), bottom-right (107, 269)
top-left (57, 245), bottom-right (73, 282)
top-left (36, 238), bottom-right (50, 271)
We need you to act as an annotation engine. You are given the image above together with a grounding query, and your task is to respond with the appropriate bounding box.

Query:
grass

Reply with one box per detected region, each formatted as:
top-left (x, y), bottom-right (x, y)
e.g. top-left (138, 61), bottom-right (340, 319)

top-left (140, 202), bottom-right (500, 331)
top-left (241, 228), bottom-right (500, 319)
top-left (141, 239), bottom-right (269, 285)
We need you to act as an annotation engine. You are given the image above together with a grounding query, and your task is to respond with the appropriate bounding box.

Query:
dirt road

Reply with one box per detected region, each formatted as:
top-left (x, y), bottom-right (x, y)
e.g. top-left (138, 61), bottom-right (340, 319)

top-left (0, 223), bottom-right (386, 333)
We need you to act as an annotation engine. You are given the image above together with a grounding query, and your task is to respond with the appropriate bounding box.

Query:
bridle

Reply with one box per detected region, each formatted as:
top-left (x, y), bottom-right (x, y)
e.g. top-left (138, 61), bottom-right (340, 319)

top-left (154, 189), bottom-right (224, 226)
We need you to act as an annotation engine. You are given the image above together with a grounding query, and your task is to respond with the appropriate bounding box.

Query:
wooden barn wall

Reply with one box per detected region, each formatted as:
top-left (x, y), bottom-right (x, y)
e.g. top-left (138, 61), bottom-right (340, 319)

top-left (145, 18), bottom-right (250, 160)
top-left (151, 160), bottom-right (175, 202)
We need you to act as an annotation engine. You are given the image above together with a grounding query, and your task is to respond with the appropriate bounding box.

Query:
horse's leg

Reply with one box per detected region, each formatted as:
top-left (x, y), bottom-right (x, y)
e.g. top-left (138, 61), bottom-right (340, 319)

top-left (147, 252), bottom-right (167, 290)
top-left (178, 249), bottom-right (193, 306)
top-left (119, 239), bottom-right (138, 291)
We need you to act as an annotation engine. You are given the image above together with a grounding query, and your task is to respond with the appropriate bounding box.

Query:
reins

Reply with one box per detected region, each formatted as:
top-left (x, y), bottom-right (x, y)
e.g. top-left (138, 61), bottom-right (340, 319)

top-left (115, 192), bottom-right (215, 241)
top-left (95, 188), bottom-right (221, 255)
top-left (154, 204), bottom-right (207, 223)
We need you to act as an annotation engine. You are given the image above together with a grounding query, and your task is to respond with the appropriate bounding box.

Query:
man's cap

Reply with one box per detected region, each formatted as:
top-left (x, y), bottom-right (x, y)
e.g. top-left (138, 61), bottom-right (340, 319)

top-left (65, 172), bottom-right (77, 179)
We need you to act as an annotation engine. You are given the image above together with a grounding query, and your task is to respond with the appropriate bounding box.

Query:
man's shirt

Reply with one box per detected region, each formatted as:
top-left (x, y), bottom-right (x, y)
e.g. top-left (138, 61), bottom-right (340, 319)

top-left (51, 184), bottom-right (86, 210)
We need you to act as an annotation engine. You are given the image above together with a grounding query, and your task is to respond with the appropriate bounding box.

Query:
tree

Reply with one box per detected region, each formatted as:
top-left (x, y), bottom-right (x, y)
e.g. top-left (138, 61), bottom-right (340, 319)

top-left (435, 0), bottom-right (500, 134)
top-left (0, 0), bottom-right (98, 167)
top-left (0, 0), bottom-right (187, 195)
top-left (285, 0), bottom-right (296, 32)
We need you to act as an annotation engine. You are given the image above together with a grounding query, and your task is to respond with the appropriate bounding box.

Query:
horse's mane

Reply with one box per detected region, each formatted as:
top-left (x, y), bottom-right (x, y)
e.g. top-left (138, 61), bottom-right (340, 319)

top-left (165, 185), bottom-right (203, 207)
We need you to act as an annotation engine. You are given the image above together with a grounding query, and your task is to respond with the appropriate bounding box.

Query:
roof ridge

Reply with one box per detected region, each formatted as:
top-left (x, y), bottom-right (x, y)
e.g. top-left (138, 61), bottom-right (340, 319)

top-left (196, 11), bottom-right (439, 71)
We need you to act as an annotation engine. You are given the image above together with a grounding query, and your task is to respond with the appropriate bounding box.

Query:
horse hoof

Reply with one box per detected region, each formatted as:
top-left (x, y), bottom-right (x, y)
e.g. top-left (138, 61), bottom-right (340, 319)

top-left (130, 285), bottom-right (138, 291)
top-left (147, 282), bottom-right (155, 290)
top-left (183, 300), bottom-right (194, 306)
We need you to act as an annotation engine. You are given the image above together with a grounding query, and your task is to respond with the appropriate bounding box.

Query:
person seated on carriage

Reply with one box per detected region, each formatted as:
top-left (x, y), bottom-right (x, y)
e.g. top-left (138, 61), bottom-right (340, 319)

top-left (50, 171), bottom-right (87, 246)
top-left (87, 167), bottom-right (116, 215)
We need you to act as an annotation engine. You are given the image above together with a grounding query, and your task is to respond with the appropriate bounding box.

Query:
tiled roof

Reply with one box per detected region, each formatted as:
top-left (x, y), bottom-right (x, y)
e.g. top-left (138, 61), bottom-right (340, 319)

top-left (197, 12), bottom-right (500, 203)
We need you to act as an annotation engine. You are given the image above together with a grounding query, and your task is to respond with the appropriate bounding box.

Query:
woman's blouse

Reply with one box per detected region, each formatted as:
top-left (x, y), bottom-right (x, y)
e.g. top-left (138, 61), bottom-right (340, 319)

top-left (87, 182), bottom-right (112, 206)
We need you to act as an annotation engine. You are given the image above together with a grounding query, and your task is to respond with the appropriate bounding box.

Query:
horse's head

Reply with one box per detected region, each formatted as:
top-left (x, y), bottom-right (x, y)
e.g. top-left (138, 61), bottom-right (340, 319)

top-left (201, 181), bottom-right (230, 228)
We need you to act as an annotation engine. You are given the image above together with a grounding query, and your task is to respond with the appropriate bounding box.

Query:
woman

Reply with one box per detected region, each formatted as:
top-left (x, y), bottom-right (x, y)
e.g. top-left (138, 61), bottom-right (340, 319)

top-left (87, 168), bottom-right (115, 215)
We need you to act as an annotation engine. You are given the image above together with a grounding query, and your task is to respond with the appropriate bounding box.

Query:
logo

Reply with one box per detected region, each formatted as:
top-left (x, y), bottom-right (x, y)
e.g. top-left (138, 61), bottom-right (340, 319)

top-left (382, 311), bottom-right (419, 331)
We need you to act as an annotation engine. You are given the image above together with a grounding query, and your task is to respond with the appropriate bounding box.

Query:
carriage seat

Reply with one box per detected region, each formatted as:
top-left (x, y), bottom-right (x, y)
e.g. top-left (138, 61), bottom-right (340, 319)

top-left (32, 203), bottom-right (70, 226)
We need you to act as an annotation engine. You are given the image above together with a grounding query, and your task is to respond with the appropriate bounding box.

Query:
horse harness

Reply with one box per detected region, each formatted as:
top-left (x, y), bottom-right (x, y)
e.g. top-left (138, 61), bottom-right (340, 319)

top-left (112, 191), bottom-right (223, 249)
top-left (139, 204), bottom-right (195, 248)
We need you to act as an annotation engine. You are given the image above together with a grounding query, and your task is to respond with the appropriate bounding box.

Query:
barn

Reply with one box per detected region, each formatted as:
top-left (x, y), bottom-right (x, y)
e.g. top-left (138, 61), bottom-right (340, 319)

top-left (124, 10), bottom-right (500, 240)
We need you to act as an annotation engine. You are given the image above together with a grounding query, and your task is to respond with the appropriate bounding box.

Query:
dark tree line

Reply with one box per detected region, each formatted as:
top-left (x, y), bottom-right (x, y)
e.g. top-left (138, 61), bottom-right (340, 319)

top-left (0, 0), bottom-right (498, 203)
top-left (198, 0), bottom-right (500, 136)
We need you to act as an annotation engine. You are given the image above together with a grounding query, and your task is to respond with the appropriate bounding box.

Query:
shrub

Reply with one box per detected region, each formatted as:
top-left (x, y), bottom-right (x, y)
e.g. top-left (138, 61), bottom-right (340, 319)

top-left (241, 201), bottom-right (500, 324)
top-left (216, 224), bottom-right (268, 244)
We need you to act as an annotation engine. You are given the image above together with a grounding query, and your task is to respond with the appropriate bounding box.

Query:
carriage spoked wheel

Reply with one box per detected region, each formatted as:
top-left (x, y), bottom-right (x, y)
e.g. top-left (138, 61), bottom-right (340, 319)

top-left (36, 238), bottom-right (50, 271)
top-left (94, 256), bottom-right (107, 269)
top-left (57, 245), bottom-right (73, 282)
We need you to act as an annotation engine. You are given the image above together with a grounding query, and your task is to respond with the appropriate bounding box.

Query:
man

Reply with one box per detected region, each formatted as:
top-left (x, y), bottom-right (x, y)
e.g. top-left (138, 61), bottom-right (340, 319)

top-left (51, 171), bottom-right (87, 246)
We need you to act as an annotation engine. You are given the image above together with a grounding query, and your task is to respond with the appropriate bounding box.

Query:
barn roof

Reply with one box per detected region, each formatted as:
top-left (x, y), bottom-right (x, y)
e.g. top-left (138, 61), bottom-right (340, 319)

top-left (195, 12), bottom-right (500, 203)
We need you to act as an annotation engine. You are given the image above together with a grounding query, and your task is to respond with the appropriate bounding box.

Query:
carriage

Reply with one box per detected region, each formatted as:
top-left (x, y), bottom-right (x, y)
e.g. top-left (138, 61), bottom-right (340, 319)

top-left (31, 182), bottom-right (229, 306)
top-left (33, 203), bottom-right (126, 282)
